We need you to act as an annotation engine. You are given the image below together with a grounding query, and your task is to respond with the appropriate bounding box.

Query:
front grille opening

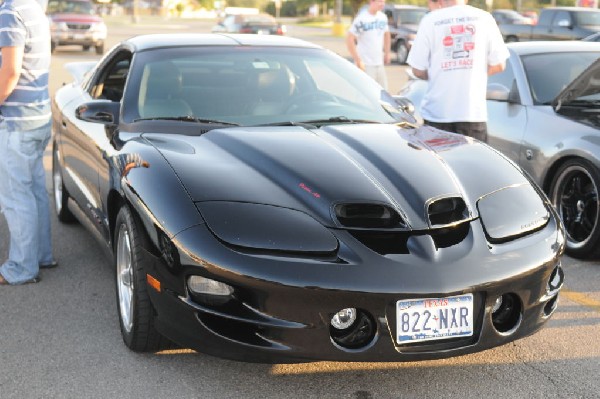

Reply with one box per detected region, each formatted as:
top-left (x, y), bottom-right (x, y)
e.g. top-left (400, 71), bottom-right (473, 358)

top-left (431, 223), bottom-right (470, 249)
top-left (348, 230), bottom-right (410, 255)
top-left (335, 203), bottom-right (404, 228)
top-left (198, 312), bottom-right (272, 347)
top-left (428, 197), bottom-right (468, 226)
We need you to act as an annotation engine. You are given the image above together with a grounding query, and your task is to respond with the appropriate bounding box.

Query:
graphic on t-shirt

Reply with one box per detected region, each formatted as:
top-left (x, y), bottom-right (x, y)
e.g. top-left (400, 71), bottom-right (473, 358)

top-left (442, 23), bottom-right (476, 69)
top-left (355, 19), bottom-right (388, 33)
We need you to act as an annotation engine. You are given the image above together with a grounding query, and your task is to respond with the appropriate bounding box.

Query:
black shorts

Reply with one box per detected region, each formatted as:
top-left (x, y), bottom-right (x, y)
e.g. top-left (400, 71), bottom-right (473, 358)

top-left (423, 120), bottom-right (487, 142)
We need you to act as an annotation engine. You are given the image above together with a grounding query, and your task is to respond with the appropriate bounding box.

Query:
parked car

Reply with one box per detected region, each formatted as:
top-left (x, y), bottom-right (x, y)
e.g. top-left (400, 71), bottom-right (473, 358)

top-left (211, 13), bottom-right (286, 35)
top-left (400, 41), bottom-right (600, 259)
top-left (47, 0), bottom-right (107, 54)
top-left (492, 9), bottom-right (534, 25)
top-left (383, 4), bottom-right (428, 64)
top-left (521, 10), bottom-right (539, 25)
top-left (498, 7), bottom-right (600, 42)
top-left (52, 33), bottom-right (564, 362)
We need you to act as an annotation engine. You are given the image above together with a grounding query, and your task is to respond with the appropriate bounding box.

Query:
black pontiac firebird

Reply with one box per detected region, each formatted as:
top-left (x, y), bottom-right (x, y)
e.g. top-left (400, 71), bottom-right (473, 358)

top-left (52, 34), bottom-right (565, 363)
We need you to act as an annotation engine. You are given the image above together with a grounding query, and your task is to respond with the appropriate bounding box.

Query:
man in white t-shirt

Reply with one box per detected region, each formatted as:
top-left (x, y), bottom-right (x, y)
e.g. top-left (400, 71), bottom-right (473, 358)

top-left (346, 0), bottom-right (391, 89)
top-left (406, 0), bottom-right (509, 141)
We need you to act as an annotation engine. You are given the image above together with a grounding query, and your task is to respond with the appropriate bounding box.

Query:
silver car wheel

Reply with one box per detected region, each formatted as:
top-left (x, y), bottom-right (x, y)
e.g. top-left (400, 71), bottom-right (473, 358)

top-left (396, 43), bottom-right (409, 64)
top-left (52, 156), bottom-right (63, 216)
top-left (116, 224), bottom-right (134, 334)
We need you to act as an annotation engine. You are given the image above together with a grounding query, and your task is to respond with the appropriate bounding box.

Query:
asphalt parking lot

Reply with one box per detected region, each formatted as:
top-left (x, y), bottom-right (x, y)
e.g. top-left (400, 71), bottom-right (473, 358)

top-left (0, 15), bottom-right (599, 399)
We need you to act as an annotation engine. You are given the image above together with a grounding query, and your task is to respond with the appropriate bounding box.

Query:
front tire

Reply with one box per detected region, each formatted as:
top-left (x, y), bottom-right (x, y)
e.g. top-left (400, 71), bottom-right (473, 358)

top-left (549, 159), bottom-right (600, 258)
top-left (395, 42), bottom-right (409, 64)
top-left (115, 205), bottom-right (165, 351)
top-left (95, 43), bottom-right (104, 55)
top-left (52, 142), bottom-right (76, 223)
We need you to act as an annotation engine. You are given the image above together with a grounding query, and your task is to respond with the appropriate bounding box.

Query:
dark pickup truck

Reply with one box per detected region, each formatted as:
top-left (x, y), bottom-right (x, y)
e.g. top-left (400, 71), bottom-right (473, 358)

top-left (499, 7), bottom-right (600, 42)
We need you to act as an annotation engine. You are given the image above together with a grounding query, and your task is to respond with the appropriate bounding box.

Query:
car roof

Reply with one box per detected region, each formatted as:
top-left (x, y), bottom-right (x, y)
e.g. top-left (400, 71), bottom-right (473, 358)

top-left (507, 41), bottom-right (600, 56)
top-left (124, 33), bottom-right (321, 52)
top-left (385, 4), bottom-right (427, 10)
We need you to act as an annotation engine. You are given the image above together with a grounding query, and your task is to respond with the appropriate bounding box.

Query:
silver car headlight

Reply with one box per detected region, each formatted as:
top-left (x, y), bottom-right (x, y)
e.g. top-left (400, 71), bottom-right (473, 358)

top-left (477, 184), bottom-right (550, 243)
top-left (196, 201), bottom-right (338, 254)
top-left (90, 22), bottom-right (107, 35)
top-left (51, 21), bottom-right (68, 32)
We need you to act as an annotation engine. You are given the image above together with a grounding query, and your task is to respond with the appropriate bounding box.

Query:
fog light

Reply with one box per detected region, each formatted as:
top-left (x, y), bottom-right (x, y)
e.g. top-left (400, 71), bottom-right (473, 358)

top-left (330, 308), bottom-right (377, 350)
top-left (492, 296), bottom-right (503, 313)
top-left (491, 293), bottom-right (522, 334)
top-left (331, 308), bottom-right (357, 330)
top-left (188, 276), bottom-right (233, 296)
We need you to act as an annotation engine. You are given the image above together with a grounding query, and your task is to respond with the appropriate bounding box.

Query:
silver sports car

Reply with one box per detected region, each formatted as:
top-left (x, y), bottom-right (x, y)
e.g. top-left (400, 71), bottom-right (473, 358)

top-left (401, 41), bottom-right (600, 259)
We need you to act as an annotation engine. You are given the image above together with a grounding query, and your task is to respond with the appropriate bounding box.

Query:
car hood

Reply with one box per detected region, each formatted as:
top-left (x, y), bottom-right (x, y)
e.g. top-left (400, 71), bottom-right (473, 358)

top-left (553, 57), bottom-right (600, 110)
top-left (145, 124), bottom-right (532, 230)
top-left (49, 14), bottom-right (103, 23)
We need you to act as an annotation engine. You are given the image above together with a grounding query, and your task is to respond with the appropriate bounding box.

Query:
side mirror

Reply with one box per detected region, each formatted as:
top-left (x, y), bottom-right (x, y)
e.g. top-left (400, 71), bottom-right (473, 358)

top-left (487, 83), bottom-right (511, 101)
top-left (393, 95), bottom-right (416, 115)
top-left (487, 81), bottom-right (520, 104)
top-left (75, 100), bottom-right (120, 125)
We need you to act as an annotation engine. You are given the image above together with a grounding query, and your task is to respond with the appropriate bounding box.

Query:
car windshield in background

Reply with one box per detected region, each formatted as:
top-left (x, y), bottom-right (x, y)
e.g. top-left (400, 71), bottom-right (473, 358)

top-left (574, 10), bottom-right (600, 26)
top-left (47, 0), bottom-right (95, 14)
top-left (396, 10), bottom-right (426, 25)
top-left (521, 52), bottom-right (599, 105)
top-left (124, 46), bottom-right (402, 127)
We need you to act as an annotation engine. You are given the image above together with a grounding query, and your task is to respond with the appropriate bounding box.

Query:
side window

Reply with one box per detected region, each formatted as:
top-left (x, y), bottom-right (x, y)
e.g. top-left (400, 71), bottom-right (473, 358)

top-left (552, 11), bottom-right (571, 27)
top-left (488, 61), bottom-right (515, 91)
top-left (89, 52), bottom-right (131, 101)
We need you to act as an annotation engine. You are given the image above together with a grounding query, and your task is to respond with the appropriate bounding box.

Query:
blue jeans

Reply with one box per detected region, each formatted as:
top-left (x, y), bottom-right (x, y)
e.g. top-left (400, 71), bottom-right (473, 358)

top-left (0, 123), bottom-right (54, 284)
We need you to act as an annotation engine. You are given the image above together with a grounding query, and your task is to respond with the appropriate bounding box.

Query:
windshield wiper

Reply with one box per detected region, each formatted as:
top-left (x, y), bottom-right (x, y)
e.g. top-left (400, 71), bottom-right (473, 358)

top-left (133, 116), bottom-right (240, 125)
top-left (297, 116), bottom-right (381, 126)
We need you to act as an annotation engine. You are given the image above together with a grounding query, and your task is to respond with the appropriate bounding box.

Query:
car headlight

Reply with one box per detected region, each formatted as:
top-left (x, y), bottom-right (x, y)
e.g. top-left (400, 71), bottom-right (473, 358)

top-left (51, 21), bottom-right (68, 32)
top-left (91, 22), bottom-right (107, 35)
top-left (477, 184), bottom-right (549, 243)
top-left (196, 201), bottom-right (338, 254)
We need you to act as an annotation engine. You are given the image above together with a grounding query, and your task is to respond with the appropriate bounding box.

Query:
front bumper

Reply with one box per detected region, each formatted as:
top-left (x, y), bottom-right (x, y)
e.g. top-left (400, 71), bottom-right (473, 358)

top-left (51, 30), bottom-right (105, 46)
top-left (145, 217), bottom-right (564, 363)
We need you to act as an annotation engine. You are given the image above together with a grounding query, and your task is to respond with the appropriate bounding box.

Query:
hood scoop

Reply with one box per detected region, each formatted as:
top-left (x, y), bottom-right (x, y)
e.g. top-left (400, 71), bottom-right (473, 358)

top-left (334, 203), bottom-right (406, 229)
top-left (427, 196), bottom-right (470, 228)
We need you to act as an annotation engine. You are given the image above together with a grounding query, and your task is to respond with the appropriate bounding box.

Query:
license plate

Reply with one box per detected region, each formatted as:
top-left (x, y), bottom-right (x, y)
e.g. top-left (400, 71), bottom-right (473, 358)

top-left (396, 294), bottom-right (473, 344)
top-left (73, 33), bottom-right (85, 40)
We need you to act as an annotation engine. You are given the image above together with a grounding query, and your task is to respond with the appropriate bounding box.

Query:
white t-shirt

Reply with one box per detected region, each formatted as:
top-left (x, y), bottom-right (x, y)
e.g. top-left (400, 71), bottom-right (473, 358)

top-left (407, 5), bottom-right (509, 122)
top-left (349, 9), bottom-right (389, 67)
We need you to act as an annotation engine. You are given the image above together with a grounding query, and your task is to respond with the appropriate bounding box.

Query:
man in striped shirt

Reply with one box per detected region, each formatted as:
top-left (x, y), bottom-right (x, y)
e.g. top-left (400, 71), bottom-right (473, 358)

top-left (0, 0), bottom-right (56, 285)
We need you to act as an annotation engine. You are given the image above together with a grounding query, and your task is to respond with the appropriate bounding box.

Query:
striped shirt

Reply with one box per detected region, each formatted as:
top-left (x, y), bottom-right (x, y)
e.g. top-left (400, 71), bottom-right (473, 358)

top-left (0, 0), bottom-right (51, 131)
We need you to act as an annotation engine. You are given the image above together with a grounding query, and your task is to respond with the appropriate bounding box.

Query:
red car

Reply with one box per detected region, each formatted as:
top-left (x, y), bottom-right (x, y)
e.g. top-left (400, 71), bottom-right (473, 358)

top-left (47, 0), bottom-right (107, 54)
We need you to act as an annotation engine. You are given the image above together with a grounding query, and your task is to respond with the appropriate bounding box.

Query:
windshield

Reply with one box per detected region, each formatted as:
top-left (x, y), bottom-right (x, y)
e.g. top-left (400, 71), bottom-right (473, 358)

top-left (397, 10), bottom-right (427, 25)
top-left (574, 10), bottom-right (600, 26)
top-left (123, 46), bottom-right (404, 126)
top-left (522, 52), bottom-right (600, 105)
top-left (47, 0), bottom-right (95, 14)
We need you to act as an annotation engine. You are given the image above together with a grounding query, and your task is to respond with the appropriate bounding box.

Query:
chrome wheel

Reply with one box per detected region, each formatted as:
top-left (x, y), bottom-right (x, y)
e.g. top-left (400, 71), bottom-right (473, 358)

top-left (396, 43), bottom-right (408, 64)
top-left (551, 160), bottom-right (600, 258)
top-left (52, 155), bottom-right (63, 216)
top-left (116, 224), bottom-right (134, 333)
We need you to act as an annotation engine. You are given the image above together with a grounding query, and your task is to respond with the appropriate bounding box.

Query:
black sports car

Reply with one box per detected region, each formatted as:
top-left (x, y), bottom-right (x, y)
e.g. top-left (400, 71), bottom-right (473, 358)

top-left (52, 33), bottom-right (565, 363)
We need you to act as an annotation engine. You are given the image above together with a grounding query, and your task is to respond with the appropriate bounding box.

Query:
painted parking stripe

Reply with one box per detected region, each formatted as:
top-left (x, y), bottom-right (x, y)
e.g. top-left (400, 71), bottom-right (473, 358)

top-left (561, 288), bottom-right (600, 312)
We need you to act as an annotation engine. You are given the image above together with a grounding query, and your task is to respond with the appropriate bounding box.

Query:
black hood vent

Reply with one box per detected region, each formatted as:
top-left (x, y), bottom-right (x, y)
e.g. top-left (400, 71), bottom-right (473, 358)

top-left (334, 203), bottom-right (405, 229)
top-left (427, 197), bottom-right (469, 227)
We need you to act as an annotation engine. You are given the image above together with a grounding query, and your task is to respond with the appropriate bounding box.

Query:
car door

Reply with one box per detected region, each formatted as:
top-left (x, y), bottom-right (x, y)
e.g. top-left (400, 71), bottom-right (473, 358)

top-left (485, 54), bottom-right (528, 166)
top-left (61, 46), bottom-right (132, 243)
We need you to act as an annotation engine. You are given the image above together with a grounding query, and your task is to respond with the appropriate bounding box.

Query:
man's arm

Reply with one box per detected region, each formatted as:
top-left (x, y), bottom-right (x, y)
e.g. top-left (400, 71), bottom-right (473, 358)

top-left (488, 62), bottom-right (506, 76)
top-left (383, 31), bottom-right (391, 65)
top-left (411, 67), bottom-right (429, 80)
top-left (0, 46), bottom-right (24, 104)
top-left (346, 32), bottom-right (365, 71)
